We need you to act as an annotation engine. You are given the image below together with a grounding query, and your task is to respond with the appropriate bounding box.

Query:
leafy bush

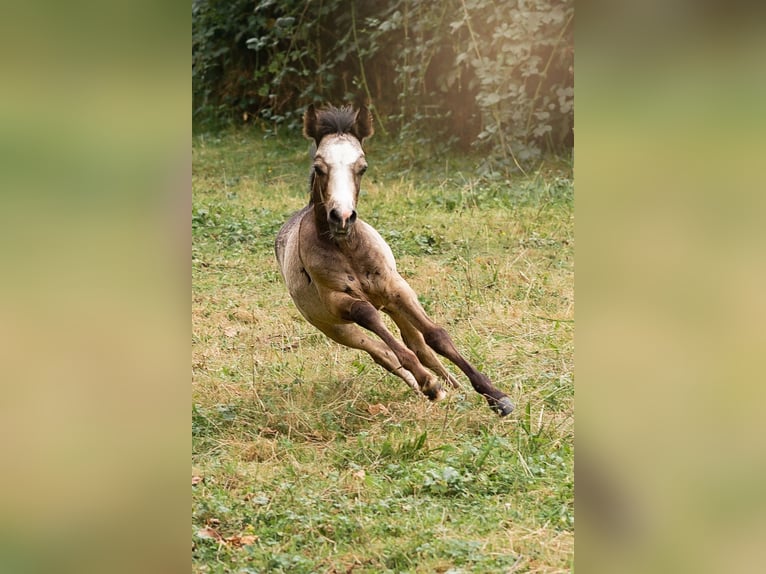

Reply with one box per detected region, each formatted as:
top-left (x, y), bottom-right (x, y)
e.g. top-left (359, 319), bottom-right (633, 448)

top-left (192, 0), bottom-right (573, 169)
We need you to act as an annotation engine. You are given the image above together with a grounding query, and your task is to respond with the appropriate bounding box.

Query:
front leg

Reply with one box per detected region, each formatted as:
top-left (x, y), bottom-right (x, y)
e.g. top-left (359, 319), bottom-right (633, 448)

top-left (386, 278), bottom-right (514, 416)
top-left (322, 290), bottom-right (445, 401)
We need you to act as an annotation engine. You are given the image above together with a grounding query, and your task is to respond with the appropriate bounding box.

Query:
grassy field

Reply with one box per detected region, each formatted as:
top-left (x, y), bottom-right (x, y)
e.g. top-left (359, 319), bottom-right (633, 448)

top-left (192, 129), bottom-right (574, 573)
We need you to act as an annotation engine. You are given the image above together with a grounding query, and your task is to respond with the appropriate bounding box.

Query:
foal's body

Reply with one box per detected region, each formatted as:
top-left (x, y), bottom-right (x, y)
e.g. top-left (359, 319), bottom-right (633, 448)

top-left (275, 105), bottom-right (513, 416)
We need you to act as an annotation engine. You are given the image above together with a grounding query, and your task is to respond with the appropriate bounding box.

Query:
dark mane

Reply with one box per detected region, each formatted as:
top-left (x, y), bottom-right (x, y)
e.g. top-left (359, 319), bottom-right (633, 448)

top-left (313, 105), bottom-right (358, 140)
top-left (304, 103), bottom-right (374, 147)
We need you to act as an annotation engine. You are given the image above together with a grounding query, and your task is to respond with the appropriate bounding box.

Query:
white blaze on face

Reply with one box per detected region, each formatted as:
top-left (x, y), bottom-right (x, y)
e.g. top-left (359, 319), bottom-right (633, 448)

top-left (317, 135), bottom-right (364, 220)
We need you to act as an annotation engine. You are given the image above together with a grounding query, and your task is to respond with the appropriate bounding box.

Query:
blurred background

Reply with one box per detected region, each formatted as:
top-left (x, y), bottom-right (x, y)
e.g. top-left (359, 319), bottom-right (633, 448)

top-left (0, 2), bottom-right (189, 573)
top-left (577, 2), bottom-right (766, 572)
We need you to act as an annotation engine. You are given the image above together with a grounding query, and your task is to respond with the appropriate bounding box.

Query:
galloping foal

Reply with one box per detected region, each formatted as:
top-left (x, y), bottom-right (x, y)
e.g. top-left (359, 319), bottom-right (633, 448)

top-left (275, 104), bottom-right (514, 416)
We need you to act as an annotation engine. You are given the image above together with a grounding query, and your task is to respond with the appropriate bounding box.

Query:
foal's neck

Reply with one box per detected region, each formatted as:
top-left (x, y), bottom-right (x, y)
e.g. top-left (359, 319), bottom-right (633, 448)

top-left (309, 177), bottom-right (332, 240)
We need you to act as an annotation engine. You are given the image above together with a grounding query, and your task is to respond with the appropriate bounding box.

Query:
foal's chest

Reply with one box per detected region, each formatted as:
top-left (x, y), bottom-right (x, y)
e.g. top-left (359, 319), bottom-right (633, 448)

top-left (343, 255), bottom-right (388, 299)
top-left (334, 245), bottom-right (395, 306)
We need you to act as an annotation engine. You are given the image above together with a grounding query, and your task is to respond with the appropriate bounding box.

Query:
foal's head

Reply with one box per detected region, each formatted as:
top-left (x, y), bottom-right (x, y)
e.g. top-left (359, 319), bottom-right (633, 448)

top-left (304, 104), bottom-right (374, 238)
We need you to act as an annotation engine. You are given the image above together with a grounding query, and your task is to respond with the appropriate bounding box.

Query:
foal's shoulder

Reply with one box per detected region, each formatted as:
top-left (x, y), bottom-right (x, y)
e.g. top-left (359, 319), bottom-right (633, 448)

top-left (279, 205), bottom-right (311, 235)
top-left (356, 219), bottom-right (397, 261)
top-left (275, 205), bottom-right (311, 259)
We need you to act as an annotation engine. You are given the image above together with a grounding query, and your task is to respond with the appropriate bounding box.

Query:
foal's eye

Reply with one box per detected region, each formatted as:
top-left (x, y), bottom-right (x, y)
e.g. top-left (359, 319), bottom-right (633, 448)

top-left (358, 165), bottom-right (368, 176)
top-left (313, 164), bottom-right (326, 176)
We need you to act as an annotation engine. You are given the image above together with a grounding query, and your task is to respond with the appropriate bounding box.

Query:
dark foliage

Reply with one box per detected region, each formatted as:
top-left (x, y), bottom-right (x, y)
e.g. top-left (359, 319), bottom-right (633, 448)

top-left (192, 0), bottom-right (573, 169)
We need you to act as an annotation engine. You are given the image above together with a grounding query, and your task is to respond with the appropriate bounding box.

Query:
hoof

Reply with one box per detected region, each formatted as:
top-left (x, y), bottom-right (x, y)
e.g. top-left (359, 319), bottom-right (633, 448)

top-left (423, 381), bottom-right (446, 402)
top-left (489, 396), bottom-right (514, 417)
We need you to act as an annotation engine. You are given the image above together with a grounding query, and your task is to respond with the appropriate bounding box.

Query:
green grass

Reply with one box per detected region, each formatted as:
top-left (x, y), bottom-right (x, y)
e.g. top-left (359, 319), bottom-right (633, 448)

top-left (192, 128), bottom-right (574, 573)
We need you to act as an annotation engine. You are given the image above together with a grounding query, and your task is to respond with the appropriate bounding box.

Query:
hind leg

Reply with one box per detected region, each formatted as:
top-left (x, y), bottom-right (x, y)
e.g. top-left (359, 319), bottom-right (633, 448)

top-left (385, 309), bottom-right (461, 390)
top-left (314, 292), bottom-right (446, 401)
top-left (317, 322), bottom-right (445, 400)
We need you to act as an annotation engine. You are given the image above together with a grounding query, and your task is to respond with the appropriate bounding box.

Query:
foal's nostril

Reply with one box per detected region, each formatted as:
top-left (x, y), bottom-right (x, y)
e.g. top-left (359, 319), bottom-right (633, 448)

top-left (328, 208), bottom-right (356, 230)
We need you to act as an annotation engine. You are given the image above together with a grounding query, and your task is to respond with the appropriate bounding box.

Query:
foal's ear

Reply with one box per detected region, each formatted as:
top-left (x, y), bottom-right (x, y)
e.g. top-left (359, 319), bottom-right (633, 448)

top-left (303, 104), bottom-right (319, 142)
top-left (352, 106), bottom-right (374, 144)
